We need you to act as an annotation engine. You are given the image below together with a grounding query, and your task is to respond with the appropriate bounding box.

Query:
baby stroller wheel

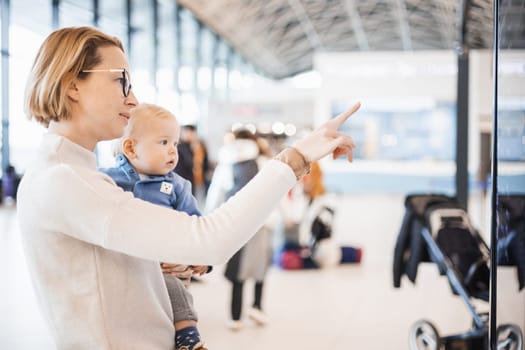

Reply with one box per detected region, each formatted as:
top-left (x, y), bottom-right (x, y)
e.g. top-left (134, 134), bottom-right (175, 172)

top-left (409, 319), bottom-right (440, 350)
top-left (497, 324), bottom-right (523, 350)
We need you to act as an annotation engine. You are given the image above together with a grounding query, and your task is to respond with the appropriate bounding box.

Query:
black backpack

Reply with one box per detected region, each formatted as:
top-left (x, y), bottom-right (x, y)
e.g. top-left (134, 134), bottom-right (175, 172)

top-left (310, 206), bottom-right (335, 248)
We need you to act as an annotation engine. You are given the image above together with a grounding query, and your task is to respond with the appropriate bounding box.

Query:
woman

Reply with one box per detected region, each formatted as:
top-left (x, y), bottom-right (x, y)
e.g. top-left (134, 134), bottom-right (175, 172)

top-left (18, 26), bottom-right (359, 349)
top-left (206, 130), bottom-right (275, 331)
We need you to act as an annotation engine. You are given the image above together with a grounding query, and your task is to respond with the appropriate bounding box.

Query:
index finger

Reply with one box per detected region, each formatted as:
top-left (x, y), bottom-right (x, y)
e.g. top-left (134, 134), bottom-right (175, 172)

top-left (329, 102), bottom-right (361, 129)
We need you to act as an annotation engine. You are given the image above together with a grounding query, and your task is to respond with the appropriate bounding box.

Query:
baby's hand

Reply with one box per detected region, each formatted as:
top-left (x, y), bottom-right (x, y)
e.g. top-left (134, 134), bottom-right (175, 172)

top-left (190, 265), bottom-right (209, 276)
top-left (160, 263), bottom-right (192, 280)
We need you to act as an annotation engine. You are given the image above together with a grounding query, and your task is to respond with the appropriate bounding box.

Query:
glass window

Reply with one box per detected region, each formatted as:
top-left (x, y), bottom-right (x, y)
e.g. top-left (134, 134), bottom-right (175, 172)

top-left (333, 100), bottom-right (455, 161)
top-left (98, 0), bottom-right (128, 47)
top-left (129, 0), bottom-right (155, 102)
top-left (156, 0), bottom-right (177, 112)
top-left (60, 0), bottom-right (94, 27)
top-left (9, 0), bottom-right (51, 173)
top-left (498, 102), bottom-right (525, 162)
top-left (178, 9), bottom-right (197, 92)
top-left (0, 33), bottom-right (2, 174)
top-left (214, 40), bottom-right (229, 91)
top-left (493, 1), bottom-right (525, 346)
top-left (198, 28), bottom-right (215, 91)
top-left (327, 99), bottom-right (457, 194)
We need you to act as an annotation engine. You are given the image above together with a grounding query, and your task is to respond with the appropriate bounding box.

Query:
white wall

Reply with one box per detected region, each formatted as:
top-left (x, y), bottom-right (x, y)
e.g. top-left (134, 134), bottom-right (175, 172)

top-left (314, 50), bottom-right (493, 176)
top-left (203, 50), bottom-right (519, 182)
top-left (314, 50), bottom-right (457, 111)
top-left (204, 77), bottom-right (317, 160)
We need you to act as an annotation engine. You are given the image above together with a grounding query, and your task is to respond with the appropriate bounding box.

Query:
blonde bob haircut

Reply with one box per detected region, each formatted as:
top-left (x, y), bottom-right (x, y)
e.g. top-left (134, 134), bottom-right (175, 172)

top-left (113, 103), bottom-right (178, 156)
top-left (25, 26), bottom-right (124, 127)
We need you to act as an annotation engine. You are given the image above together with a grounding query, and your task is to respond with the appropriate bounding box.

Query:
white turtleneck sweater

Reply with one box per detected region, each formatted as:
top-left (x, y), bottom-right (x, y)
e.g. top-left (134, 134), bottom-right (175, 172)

top-left (17, 133), bottom-right (295, 350)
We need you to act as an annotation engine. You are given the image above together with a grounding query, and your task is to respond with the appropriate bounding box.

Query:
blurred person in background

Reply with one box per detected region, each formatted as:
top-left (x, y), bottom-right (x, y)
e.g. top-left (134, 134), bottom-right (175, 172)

top-left (175, 125), bottom-right (196, 188)
top-left (205, 130), bottom-right (277, 331)
top-left (175, 125), bottom-right (211, 207)
top-left (1, 164), bottom-right (21, 203)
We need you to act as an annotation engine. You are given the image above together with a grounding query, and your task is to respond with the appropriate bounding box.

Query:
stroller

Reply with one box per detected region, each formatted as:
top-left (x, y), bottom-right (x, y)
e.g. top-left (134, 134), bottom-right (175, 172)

top-left (393, 194), bottom-right (523, 350)
top-left (497, 194), bottom-right (525, 292)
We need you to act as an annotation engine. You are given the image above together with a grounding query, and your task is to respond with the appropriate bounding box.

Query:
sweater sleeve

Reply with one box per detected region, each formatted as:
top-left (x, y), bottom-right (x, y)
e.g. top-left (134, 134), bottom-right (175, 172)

top-left (36, 160), bottom-right (295, 266)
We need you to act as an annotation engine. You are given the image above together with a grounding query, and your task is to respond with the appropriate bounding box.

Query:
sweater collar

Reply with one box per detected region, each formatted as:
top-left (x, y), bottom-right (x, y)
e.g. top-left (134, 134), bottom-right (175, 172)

top-left (44, 132), bottom-right (97, 169)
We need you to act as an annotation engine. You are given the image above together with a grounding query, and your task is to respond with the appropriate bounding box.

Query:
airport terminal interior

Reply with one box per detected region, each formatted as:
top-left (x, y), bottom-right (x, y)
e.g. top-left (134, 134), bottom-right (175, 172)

top-left (0, 1), bottom-right (524, 349)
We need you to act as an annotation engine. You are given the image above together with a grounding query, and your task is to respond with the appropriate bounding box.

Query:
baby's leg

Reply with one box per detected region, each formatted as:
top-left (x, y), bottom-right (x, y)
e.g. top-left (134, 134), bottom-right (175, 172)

top-left (164, 275), bottom-right (205, 350)
top-left (164, 274), bottom-right (198, 323)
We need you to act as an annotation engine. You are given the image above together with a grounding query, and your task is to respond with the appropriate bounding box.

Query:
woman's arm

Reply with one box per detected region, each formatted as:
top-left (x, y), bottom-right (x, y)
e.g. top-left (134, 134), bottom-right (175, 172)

top-left (40, 160), bottom-right (295, 266)
top-left (34, 102), bottom-right (360, 266)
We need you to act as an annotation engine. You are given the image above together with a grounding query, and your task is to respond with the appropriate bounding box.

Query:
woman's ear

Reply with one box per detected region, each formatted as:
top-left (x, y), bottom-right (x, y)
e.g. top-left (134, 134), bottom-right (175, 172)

top-left (66, 80), bottom-right (80, 102)
top-left (122, 139), bottom-right (137, 159)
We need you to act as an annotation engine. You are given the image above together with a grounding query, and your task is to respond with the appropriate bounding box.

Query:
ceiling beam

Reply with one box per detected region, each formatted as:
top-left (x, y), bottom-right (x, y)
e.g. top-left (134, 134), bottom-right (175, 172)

top-left (286, 0), bottom-right (325, 50)
top-left (177, 0), bottom-right (288, 78)
top-left (344, 0), bottom-right (369, 50)
top-left (392, 0), bottom-right (413, 50)
top-left (456, 0), bottom-right (472, 54)
top-left (422, 1), bottom-right (453, 48)
top-left (177, 0), bottom-right (495, 79)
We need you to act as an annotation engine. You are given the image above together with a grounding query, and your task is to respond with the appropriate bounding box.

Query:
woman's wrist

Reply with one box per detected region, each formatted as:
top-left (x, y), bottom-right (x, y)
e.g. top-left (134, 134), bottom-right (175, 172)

top-left (274, 147), bottom-right (311, 180)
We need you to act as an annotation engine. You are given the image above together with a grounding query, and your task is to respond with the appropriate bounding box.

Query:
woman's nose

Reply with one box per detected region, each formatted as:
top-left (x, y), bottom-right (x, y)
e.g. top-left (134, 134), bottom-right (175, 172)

top-left (125, 90), bottom-right (139, 106)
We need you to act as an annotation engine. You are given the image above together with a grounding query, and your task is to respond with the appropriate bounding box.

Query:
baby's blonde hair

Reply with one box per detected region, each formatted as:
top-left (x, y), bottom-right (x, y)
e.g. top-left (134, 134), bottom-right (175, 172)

top-left (113, 103), bottom-right (178, 156)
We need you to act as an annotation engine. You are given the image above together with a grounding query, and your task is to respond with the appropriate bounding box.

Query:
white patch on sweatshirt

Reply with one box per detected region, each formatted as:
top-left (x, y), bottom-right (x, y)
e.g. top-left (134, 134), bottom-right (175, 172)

top-left (160, 181), bottom-right (173, 195)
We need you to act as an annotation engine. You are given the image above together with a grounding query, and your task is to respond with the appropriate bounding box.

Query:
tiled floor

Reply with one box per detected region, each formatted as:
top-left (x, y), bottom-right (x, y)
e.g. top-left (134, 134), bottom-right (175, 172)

top-left (1, 194), bottom-right (523, 349)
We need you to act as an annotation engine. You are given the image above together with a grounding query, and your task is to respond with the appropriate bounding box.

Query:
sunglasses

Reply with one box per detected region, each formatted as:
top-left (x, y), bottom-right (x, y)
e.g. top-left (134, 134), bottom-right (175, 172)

top-left (80, 68), bottom-right (132, 97)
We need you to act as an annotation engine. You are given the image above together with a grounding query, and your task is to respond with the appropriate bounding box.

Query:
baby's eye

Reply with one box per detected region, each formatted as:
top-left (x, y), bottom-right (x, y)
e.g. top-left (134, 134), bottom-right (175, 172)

top-left (160, 140), bottom-right (168, 145)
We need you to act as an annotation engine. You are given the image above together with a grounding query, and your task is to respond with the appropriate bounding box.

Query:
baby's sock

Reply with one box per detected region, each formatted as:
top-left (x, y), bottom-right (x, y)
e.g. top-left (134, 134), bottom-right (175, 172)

top-left (175, 326), bottom-right (202, 350)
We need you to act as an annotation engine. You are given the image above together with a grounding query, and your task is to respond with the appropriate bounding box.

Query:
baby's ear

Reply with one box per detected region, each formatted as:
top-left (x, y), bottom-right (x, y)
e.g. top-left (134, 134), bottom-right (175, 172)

top-left (122, 139), bottom-right (137, 158)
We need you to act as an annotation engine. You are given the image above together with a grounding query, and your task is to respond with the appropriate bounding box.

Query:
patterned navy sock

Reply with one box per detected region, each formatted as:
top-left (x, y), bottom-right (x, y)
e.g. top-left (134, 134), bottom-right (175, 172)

top-left (175, 326), bottom-right (202, 350)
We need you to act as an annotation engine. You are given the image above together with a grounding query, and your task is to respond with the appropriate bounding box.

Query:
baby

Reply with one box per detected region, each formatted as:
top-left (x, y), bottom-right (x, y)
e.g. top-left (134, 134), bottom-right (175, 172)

top-left (101, 103), bottom-right (210, 350)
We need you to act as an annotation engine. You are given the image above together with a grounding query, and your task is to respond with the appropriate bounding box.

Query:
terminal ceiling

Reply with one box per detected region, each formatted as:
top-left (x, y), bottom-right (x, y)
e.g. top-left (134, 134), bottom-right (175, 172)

top-left (177, 0), bottom-right (499, 79)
